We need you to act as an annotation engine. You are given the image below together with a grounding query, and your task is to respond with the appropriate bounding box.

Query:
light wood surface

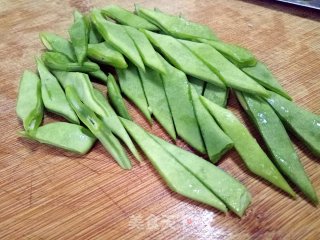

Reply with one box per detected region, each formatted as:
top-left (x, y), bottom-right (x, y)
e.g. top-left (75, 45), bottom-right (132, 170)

top-left (0, 0), bottom-right (319, 239)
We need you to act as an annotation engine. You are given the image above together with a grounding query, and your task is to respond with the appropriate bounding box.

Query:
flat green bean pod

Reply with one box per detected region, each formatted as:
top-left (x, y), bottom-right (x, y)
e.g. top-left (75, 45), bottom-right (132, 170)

top-left (201, 96), bottom-right (296, 197)
top-left (107, 74), bottom-right (132, 120)
top-left (16, 70), bottom-right (43, 132)
top-left (102, 5), bottom-right (158, 31)
top-left (22, 122), bottom-right (96, 154)
top-left (137, 7), bottom-right (218, 40)
top-left (238, 92), bottom-right (318, 204)
top-left (190, 85), bottom-right (233, 163)
top-left (36, 59), bottom-right (79, 124)
top-left (91, 9), bottom-right (145, 71)
top-left (68, 10), bottom-right (88, 64)
top-left (117, 64), bottom-right (152, 123)
top-left (66, 86), bottom-right (132, 169)
top-left (143, 30), bottom-right (225, 88)
top-left (265, 91), bottom-right (320, 157)
top-left (159, 54), bottom-right (205, 153)
top-left (242, 61), bottom-right (291, 100)
top-left (87, 42), bottom-right (127, 68)
top-left (120, 118), bottom-right (227, 213)
top-left (138, 67), bottom-right (176, 139)
top-left (152, 134), bottom-right (251, 217)
top-left (180, 39), bottom-right (268, 97)
top-left (41, 52), bottom-right (99, 72)
top-left (125, 26), bottom-right (165, 73)
top-left (199, 39), bottom-right (257, 67)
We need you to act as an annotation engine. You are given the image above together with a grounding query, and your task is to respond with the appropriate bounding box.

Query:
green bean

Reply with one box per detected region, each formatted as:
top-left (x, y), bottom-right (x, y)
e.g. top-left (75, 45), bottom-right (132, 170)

top-left (91, 9), bottom-right (145, 71)
top-left (137, 7), bottom-right (218, 41)
top-left (188, 76), bottom-right (204, 95)
top-left (199, 39), bottom-right (257, 67)
top-left (36, 59), bottom-right (79, 124)
top-left (93, 88), bottom-right (141, 162)
top-left (138, 67), bottom-right (176, 140)
top-left (74, 10), bottom-right (104, 44)
top-left (87, 42), bottom-right (127, 68)
top-left (125, 26), bottom-right (165, 73)
top-left (39, 32), bottom-right (76, 61)
top-left (201, 96), bottom-right (296, 197)
top-left (180, 39), bottom-right (268, 97)
top-left (151, 134), bottom-right (250, 217)
top-left (66, 86), bottom-right (132, 169)
top-left (41, 52), bottom-right (99, 72)
top-left (143, 30), bottom-right (225, 88)
top-left (159, 54), bottom-right (205, 153)
top-left (265, 91), bottom-right (320, 157)
top-left (203, 83), bottom-right (229, 107)
top-left (120, 118), bottom-right (227, 212)
top-left (190, 85), bottom-right (233, 163)
top-left (73, 10), bottom-right (83, 21)
top-left (53, 71), bottom-right (141, 161)
top-left (242, 61), bottom-right (291, 100)
top-left (101, 5), bottom-right (158, 31)
top-left (107, 74), bottom-right (132, 120)
top-left (117, 64), bottom-right (152, 123)
top-left (16, 70), bottom-right (43, 132)
top-left (68, 10), bottom-right (88, 64)
top-left (237, 92), bottom-right (318, 204)
top-left (21, 122), bottom-right (96, 154)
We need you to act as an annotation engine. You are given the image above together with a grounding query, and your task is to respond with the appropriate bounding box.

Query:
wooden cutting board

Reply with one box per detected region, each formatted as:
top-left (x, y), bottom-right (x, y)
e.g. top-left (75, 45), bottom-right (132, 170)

top-left (0, 0), bottom-right (319, 239)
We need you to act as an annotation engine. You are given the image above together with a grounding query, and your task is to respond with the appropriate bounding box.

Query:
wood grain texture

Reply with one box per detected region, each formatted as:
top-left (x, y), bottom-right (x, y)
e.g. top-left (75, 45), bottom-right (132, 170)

top-left (0, 0), bottom-right (319, 239)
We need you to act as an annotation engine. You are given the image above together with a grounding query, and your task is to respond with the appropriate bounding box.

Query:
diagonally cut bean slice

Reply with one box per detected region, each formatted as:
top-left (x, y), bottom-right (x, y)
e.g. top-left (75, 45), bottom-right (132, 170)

top-left (102, 5), bottom-right (159, 31)
top-left (16, 70), bottom-right (43, 132)
top-left (143, 30), bottom-right (225, 88)
top-left (21, 122), bottom-right (96, 154)
top-left (190, 85), bottom-right (233, 163)
top-left (138, 67), bottom-right (176, 140)
top-left (120, 118), bottom-right (227, 212)
top-left (237, 92), bottom-right (318, 204)
top-left (69, 10), bottom-right (88, 64)
top-left (91, 9), bottom-right (145, 71)
top-left (106, 74), bottom-right (132, 120)
top-left (87, 42), bottom-right (127, 69)
top-left (151, 134), bottom-right (250, 217)
top-left (117, 64), bottom-right (152, 123)
top-left (125, 26), bottom-right (165, 73)
top-left (242, 61), bottom-right (291, 100)
top-left (180, 39), bottom-right (268, 97)
top-left (265, 91), bottom-right (320, 157)
top-left (201, 96), bottom-right (296, 197)
top-left (159, 54), bottom-right (205, 153)
top-left (66, 86), bottom-right (132, 169)
top-left (203, 83), bottom-right (229, 107)
top-left (137, 7), bottom-right (218, 41)
top-left (36, 59), bottom-right (79, 124)
top-left (199, 39), bottom-right (257, 67)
